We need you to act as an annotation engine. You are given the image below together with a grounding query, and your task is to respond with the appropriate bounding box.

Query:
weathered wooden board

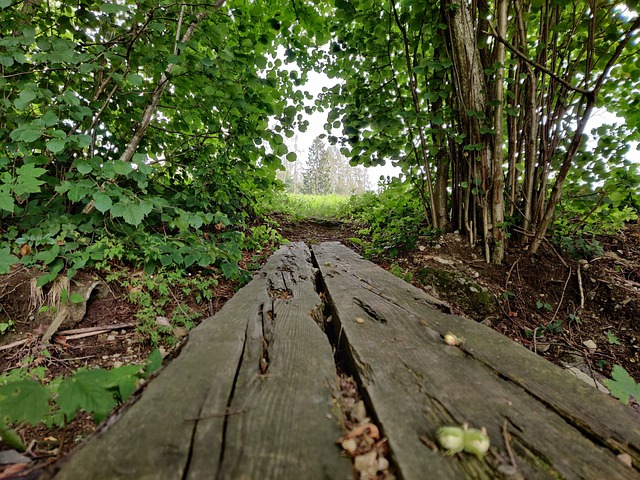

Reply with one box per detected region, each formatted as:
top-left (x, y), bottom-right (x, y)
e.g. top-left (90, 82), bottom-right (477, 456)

top-left (313, 242), bottom-right (640, 480)
top-left (54, 243), bottom-right (351, 480)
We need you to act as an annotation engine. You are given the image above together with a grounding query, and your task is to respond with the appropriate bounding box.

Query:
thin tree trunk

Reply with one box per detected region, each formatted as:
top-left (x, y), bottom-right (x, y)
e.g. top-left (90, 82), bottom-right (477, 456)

top-left (529, 16), bottom-right (640, 252)
top-left (118, 4), bottom-right (222, 164)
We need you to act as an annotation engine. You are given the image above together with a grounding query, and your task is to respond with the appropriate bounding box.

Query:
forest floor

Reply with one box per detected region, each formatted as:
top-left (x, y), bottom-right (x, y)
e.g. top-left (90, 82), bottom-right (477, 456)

top-left (1, 217), bottom-right (639, 477)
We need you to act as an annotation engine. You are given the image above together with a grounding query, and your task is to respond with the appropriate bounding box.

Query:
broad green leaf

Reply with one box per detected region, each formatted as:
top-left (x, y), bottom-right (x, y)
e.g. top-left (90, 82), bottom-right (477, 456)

top-left (76, 160), bottom-right (93, 174)
top-left (143, 350), bottom-right (163, 378)
top-left (46, 138), bottom-right (66, 153)
top-left (0, 185), bottom-right (14, 213)
top-left (57, 369), bottom-right (118, 421)
top-left (110, 199), bottom-right (153, 226)
top-left (0, 380), bottom-right (51, 424)
top-left (604, 365), bottom-right (640, 405)
top-left (221, 261), bottom-right (238, 279)
top-left (99, 3), bottom-right (125, 14)
top-left (0, 247), bottom-right (19, 274)
top-left (69, 293), bottom-right (85, 304)
top-left (0, 0), bottom-right (13, 10)
top-left (112, 161), bottom-right (133, 176)
top-left (126, 73), bottom-right (144, 86)
top-left (93, 192), bottom-right (113, 212)
top-left (14, 164), bottom-right (47, 195)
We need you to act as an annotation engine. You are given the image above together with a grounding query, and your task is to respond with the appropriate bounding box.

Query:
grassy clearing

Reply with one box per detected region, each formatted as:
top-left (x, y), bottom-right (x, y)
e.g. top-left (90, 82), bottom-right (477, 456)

top-left (269, 193), bottom-right (351, 220)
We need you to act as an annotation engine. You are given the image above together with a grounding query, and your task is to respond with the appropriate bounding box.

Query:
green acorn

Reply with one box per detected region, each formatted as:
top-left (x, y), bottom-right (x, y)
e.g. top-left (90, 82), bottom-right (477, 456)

top-left (463, 427), bottom-right (490, 458)
top-left (436, 426), bottom-right (465, 455)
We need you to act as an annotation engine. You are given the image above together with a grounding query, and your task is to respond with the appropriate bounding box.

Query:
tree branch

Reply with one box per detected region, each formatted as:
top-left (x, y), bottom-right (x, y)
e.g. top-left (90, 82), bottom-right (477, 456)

top-left (485, 26), bottom-right (592, 97)
top-left (118, 3), bottom-right (224, 163)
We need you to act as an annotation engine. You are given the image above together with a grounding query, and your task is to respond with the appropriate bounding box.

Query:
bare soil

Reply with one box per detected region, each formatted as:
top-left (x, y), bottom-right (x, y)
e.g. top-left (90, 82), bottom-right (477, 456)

top-left (1, 219), bottom-right (639, 478)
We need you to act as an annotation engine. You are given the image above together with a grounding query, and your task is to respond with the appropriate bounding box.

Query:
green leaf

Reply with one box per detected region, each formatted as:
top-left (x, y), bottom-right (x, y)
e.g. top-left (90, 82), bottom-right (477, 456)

top-left (100, 3), bottom-right (125, 14)
top-left (14, 173), bottom-right (45, 195)
top-left (0, 248), bottom-right (19, 274)
top-left (126, 73), bottom-right (144, 86)
top-left (46, 138), bottom-right (66, 153)
top-left (17, 128), bottom-right (42, 143)
top-left (0, 185), bottom-right (14, 213)
top-left (606, 330), bottom-right (621, 345)
top-left (57, 370), bottom-right (118, 422)
top-left (221, 261), bottom-right (238, 279)
top-left (69, 293), bottom-right (85, 304)
top-left (0, 0), bottom-right (13, 10)
top-left (110, 198), bottom-right (153, 226)
top-left (0, 380), bottom-right (51, 424)
top-left (93, 192), bottom-right (113, 212)
top-left (604, 365), bottom-right (640, 405)
top-left (76, 160), bottom-right (93, 174)
top-left (111, 161), bottom-right (133, 176)
top-left (142, 349), bottom-right (163, 378)
top-left (0, 424), bottom-right (25, 451)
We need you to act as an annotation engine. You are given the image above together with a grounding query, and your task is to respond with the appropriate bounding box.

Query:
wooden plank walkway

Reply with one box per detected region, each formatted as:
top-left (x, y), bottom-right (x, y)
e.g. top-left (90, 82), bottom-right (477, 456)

top-left (313, 242), bottom-right (640, 479)
top-left (52, 242), bottom-right (640, 479)
top-left (54, 243), bottom-right (352, 480)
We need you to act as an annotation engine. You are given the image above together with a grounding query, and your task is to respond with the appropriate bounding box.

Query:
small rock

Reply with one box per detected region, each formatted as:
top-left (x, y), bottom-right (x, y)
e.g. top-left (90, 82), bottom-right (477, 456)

top-left (433, 244), bottom-right (442, 249)
top-left (106, 335), bottom-right (116, 341)
top-left (0, 450), bottom-right (32, 465)
top-left (418, 245), bottom-right (426, 252)
top-left (469, 286), bottom-right (479, 293)
top-left (355, 317), bottom-right (365, 324)
top-left (172, 326), bottom-right (188, 339)
top-left (112, 361), bottom-right (124, 369)
top-left (583, 340), bottom-right (597, 354)
top-left (155, 316), bottom-right (171, 327)
top-left (434, 256), bottom-right (455, 265)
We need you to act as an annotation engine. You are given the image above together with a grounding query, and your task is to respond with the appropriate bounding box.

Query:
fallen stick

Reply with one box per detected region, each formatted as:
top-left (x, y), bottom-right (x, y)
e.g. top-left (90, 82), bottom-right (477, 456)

top-left (58, 323), bottom-right (135, 336)
top-left (62, 330), bottom-right (116, 341)
top-left (0, 338), bottom-right (29, 352)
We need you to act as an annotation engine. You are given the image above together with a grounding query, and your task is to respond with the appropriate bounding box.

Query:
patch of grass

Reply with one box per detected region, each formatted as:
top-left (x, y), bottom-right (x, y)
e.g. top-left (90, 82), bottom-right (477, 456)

top-left (269, 193), bottom-right (350, 221)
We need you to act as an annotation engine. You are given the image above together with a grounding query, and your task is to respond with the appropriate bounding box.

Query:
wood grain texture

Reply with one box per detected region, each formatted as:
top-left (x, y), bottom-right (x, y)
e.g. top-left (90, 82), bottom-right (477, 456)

top-left (313, 242), bottom-right (640, 480)
top-left (54, 243), bottom-right (350, 480)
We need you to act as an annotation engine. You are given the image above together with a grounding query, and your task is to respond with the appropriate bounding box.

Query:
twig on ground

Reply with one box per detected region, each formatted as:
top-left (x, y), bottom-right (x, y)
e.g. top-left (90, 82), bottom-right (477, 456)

top-left (0, 338), bottom-right (30, 351)
top-left (504, 257), bottom-right (521, 291)
top-left (58, 323), bottom-right (134, 336)
top-left (577, 265), bottom-right (585, 309)
top-left (550, 267), bottom-right (572, 324)
top-left (544, 238), bottom-right (568, 267)
top-left (502, 419), bottom-right (517, 467)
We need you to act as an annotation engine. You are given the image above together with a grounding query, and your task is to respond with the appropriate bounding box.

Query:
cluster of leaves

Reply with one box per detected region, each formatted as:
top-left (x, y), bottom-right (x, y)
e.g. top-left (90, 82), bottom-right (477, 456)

top-left (344, 179), bottom-right (436, 258)
top-left (106, 268), bottom-right (218, 346)
top-left (0, 0), bottom-right (326, 282)
top-left (317, 0), bottom-right (640, 263)
top-left (551, 123), bottom-right (640, 257)
top-left (0, 350), bottom-right (162, 451)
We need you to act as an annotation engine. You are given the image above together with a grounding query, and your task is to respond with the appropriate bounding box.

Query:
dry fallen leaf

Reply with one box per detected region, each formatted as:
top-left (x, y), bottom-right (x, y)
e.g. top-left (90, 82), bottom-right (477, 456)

top-left (354, 450), bottom-right (378, 478)
top-left (346, 422), bottom-right (380, 441)
top-left (341, 438), bottom-right (358, 453)
top-left (618, 453), bottom-right (633, 468)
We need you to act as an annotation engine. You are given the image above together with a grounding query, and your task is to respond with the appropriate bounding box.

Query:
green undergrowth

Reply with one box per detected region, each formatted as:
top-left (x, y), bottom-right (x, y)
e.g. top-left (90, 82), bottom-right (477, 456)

top-left (0, 349), bottom-right (163, 451)
top-left (268, 193), bottom-right (350, 221)
top-left (343, 179), bottom-right (439, 258)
